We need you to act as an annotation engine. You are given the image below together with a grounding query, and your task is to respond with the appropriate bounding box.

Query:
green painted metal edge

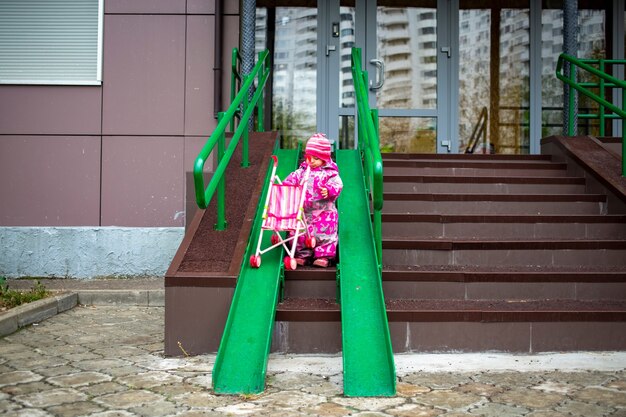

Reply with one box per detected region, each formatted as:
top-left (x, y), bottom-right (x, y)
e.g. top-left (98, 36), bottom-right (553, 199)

top-left (336, 149), bottom-right (396, 397)
top-left (212, 148), bottom-right (299, 395)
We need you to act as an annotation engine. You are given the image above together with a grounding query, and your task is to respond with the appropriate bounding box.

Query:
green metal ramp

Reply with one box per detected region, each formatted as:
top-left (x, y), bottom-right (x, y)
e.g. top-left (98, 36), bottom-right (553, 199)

top-left (336, 149), bottom-right (396, 397)
top-left (211, 148), bottom-right (299, 394)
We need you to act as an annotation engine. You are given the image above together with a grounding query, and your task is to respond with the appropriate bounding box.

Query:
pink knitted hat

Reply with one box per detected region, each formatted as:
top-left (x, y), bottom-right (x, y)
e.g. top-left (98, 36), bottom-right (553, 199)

top-left (305, 133), bottom-right (332, 162)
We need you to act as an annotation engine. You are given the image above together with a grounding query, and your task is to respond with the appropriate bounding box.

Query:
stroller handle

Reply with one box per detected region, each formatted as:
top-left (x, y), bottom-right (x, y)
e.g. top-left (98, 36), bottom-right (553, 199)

top-left (271, 155), bottom-right (278, 167)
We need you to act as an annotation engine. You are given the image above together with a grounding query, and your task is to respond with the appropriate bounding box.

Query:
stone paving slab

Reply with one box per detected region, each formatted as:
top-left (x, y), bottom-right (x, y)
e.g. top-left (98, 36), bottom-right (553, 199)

top-left (1, 278), bottom-right (164, 338)
top-left (0, 305), bottom-right (625, 416)
top-left (0, 293), bottom-right (77, 338)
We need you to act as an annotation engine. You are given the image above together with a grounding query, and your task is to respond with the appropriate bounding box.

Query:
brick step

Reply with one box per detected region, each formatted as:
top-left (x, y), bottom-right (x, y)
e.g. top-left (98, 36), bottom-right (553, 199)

top-left (383, 160), bottom-right (568, 177)
top-left (383, 160), bottom-right (565, 170)
top-left (384, 175), bottom-right (585, 185)
top-left (283, 266), bottom-right (626, 301)
top-left (385, 181), bottom-right (586, 194)
top-left (382, 239), bottom-right (626, 267)
top-left (384, 175), bottom-right (586, 195)
top-left (383, 193), bottom-right (605, 202)
top-left (381, 153), bottom-right (553, 161)
top-left (382, 195), bottom-right (604, 215)
top-left (275, 297), bottom-right (626, 322)
top-left (382, 214), bottom-right (626, 239)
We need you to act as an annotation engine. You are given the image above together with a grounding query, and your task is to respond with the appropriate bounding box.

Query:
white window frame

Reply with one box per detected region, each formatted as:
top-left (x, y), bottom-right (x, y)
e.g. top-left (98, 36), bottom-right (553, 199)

top-left (0, 0), bottom-right (103, 86)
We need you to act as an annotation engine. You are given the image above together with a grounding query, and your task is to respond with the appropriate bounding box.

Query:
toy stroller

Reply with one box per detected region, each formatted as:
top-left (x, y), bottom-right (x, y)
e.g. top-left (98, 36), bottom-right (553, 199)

top-left (250, 155), bottom-right (316, 270)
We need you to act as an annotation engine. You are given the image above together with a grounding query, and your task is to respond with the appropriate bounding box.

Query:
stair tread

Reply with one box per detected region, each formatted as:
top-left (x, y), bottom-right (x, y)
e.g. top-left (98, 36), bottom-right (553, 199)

top-left (382, 213), bottom-right (626, 223)
top-left (381, 238), bottom-right (626, 249)
top-left (383, 192), bottom-right (606, 201)
top-left (381, 153), bottom-right (552, 161)
top-left (382, 264), bottom-right (626, 282)
top-left (383, 264), bottom-right (626, 273)
top-left (277, 297), bottom-right (626, 311)
top-left (384, 175), bottom-right (585, 183)
top-left (383, 160), bottom-right (566, 169)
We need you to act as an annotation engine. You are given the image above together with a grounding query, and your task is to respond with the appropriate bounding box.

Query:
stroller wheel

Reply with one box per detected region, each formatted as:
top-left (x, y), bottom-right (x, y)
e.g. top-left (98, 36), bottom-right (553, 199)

top-left (250, 255), bottom-right (261, 268)
top-left (306, 236), bottom-right (316, 248)
top-left (284, 256), bottom-right (297, 270)
top-left (271, 234), bottom-right (281, 245)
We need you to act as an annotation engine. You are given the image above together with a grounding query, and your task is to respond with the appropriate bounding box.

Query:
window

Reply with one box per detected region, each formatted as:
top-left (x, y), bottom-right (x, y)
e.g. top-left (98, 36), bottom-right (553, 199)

top-left (0, 0), bottom-right (103, 85)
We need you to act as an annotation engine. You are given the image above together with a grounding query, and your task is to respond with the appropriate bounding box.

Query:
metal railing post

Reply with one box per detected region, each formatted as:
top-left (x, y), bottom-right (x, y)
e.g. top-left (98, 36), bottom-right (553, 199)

top-left (241, 75), bottom-right (250, 168)
top-left (623, 89), bottom-right (626, 176)
top-left (599, 60), bottom-right (606, 136)
top-left (216, 112), bottom-right (227, 230)
top-left (194, 49), bottom-right (270, 209)
top-left (556, 53), bottom-right (626, 177)
top-left (568, 66), bottom-right (577, 136)
top-left (257, 51), bottom-right (265, 133)
top-left (230, 48), bottom-right (240, 132)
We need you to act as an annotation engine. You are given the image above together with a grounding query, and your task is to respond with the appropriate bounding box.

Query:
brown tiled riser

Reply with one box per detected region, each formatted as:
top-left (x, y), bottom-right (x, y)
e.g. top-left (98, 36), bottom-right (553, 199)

top-left (383, 249), bottom-right (626, 267)
top-left (382, 281), bottom-right (626, 301)
top-left (383, 167), bottom-right (569, 177)
top-left (383, 200), bottom-right (604, 215)
top-left (390, 322), bottom-right (626, 352)
top-left (271, 321), bottom-right (342, 353)
top-left (284, 280), bottom-right (626, 302)
top-left (284, 279), bottom-right (337, 299)
top-left (381, 154), bottom-right (553, 161)
top-left (385, 182), bottom-right (586, 194)
top-left (383, 221), bottom-right (626, 239)
top-left (267, 321), bottom-right (626, 353)
top-left (164, 286), bottom-right (233, 356)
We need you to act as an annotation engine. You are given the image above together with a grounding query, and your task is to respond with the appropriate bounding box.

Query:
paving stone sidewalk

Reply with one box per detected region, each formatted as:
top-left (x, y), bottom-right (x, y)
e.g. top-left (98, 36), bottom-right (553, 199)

top-left (1, 306), bottom-right (625, 416)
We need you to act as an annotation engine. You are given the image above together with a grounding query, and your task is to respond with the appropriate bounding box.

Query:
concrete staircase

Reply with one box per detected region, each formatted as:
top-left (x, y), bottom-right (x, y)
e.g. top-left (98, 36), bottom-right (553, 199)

top-left (276, 146), bottom-right (626, 353)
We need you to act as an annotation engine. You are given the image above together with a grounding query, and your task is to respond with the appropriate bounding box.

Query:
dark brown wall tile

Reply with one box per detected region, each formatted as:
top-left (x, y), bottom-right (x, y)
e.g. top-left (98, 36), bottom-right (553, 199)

top-left (102, 15), bottom-right (185, 135)
top-left (0, 136), bottom-right (101, 226)
top-left (101, 136), bottom-right (184, 226)
top-left (0, 86), bottom-right (101, 135)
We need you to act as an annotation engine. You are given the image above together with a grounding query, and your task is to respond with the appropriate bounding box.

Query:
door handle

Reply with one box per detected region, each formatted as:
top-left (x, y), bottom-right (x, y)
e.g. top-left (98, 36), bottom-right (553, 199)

top-left (369, 59), bottom-right (385, 90)
top-left (326, 45), bottom-right (336, 56)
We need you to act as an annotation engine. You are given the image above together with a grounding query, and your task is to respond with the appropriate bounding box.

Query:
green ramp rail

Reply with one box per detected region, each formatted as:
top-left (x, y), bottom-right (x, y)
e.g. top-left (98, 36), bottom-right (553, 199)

top-left (191, 46), bottom-right (292, 394)
top-left (334, 47), bottom-right (395, 397)
top-left (193, 48), bottom-right (270, 228)
top-left (556, 54), bottom-right (626, 176)
top-left (212, 149), bottom-right (299, 394)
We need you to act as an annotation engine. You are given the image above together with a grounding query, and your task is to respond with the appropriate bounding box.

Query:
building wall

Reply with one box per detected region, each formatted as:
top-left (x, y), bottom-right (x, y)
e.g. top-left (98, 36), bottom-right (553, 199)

top-left (0, 0), bottom-right (241, 278)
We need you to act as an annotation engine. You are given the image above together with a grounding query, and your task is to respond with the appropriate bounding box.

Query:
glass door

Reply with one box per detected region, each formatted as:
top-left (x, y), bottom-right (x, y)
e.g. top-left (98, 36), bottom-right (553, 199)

top-left (360, 0), bottom-right (452, 153)
top-left (260, 0), bottom-right (602, 154)
top-left (257, 0), bottom-right (456, 153)
top-left (373, 3), bottom-right (444, 153)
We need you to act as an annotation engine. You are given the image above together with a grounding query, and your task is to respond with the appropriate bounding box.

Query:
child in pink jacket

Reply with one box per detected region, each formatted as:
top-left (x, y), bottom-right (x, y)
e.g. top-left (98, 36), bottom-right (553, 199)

top-left (283, 133), bottom-right (343, 267)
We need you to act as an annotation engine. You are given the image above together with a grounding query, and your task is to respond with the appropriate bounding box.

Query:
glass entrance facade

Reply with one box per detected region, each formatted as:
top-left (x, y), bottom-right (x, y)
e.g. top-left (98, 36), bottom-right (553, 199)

top-left (255, 0), bottom-right (621, 153)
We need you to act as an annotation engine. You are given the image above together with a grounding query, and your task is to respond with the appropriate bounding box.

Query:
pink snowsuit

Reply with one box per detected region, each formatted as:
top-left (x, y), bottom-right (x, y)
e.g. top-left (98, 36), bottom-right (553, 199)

top-left (283, 159), bottom-right (343, 260)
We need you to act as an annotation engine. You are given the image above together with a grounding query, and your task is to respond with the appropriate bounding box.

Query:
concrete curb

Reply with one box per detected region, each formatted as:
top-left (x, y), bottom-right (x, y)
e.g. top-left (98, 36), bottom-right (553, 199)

top-left (0, 289), bottom-right (165, 338)
top-left (0, 292), bottom-right (78, 337)
top-left (77, 289), bottom-right (165, 307)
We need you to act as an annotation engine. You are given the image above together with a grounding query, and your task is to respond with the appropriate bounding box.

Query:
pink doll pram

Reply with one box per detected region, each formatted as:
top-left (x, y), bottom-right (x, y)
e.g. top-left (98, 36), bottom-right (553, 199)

top-left (250, 156), bottom-right (316, 270)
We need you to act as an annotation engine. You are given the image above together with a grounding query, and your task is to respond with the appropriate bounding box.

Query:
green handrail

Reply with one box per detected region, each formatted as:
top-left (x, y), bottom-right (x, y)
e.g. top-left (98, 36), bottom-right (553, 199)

top-left (556, 53), bottom-right (626, 176)
top-left (194, 49), bottom-right (271, 230)
top-left (230, 48), bottom-right (265, 133)
top-left (351, 47), bottom-right (384, 267)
